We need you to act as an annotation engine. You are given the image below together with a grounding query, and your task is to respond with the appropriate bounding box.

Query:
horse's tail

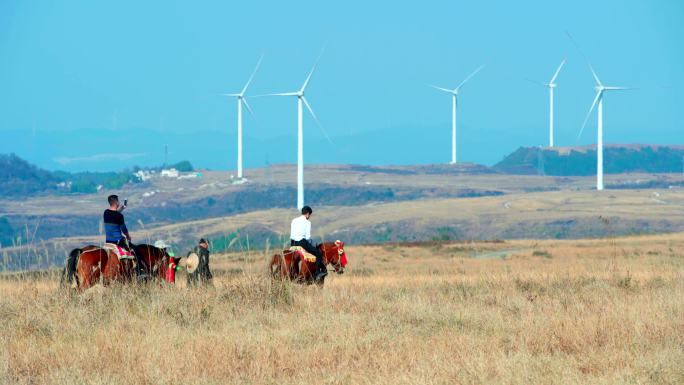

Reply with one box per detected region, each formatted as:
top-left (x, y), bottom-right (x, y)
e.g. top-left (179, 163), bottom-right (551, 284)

top-left (61, 248), bottom-right (81, 288)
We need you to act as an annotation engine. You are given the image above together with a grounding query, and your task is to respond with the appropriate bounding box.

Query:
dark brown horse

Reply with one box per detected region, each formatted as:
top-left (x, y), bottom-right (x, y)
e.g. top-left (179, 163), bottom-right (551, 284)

top-left (63, 244), bottom-right (180, 291)
top-left (269, 240), bottom-right (348, 286)
top-left (133, 244), bottom-right (181, 282)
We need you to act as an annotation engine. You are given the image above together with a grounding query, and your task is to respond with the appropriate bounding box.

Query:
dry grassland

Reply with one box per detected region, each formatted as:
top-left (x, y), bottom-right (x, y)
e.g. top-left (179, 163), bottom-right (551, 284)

top-left (1, 233), bottom-right (683, 384)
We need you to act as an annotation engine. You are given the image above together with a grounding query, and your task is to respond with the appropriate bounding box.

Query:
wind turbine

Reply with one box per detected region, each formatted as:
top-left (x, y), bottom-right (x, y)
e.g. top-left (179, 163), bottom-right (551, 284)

top-left (430, 64), bottom-right (484, 164)
top-left (528, 59), bottom-right (566, 147)
top-left (261, 56), bottom-right (332, 209)
top-left (221, 56), bottom-right (263, 179)
top-left (568, 32), bottom-right (631, 191)
top-left (578, 65), bottom-right (630, 190)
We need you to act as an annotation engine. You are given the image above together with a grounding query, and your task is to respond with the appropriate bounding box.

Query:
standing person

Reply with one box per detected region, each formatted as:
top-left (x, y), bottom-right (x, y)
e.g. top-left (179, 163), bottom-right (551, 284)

top-left (103, 195), bottom-right (146, 277)
top-left (290, 206), bottom-right (327, 282)
top-left (187, 238), bottom-right (213, 287)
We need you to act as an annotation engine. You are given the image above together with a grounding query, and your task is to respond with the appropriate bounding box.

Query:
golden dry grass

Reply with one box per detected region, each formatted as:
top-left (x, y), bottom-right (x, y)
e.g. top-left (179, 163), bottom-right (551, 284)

top-left (1, 233), bottom-right (684, 384)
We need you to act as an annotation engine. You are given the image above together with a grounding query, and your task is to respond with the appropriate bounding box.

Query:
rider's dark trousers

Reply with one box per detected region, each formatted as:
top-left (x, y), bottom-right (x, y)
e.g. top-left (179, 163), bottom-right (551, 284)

top-left (291, 239), bottom-right (325, 273)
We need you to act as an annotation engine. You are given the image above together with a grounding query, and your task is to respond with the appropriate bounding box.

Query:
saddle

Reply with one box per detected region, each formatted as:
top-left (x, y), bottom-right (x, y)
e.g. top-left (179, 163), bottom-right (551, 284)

top-left (289, 246), bottom-right (317, 263)
top-left (103, 243), bottom-right (135, 260)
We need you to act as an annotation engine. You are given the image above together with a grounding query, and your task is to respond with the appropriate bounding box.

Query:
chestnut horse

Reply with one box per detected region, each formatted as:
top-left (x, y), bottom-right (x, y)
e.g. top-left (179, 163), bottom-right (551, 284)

top-left (72, 246), bottom-right (136, 290)
top-left (269, 240), bottom-right (348, 286)
top-left (63, 244), bottom-right (179, 291)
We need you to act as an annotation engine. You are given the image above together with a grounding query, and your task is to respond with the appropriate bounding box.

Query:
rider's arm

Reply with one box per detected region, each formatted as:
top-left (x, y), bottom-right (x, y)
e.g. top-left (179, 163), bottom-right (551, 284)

top-left (117, 199), bottom-right (127, 213)
top-left (305, 220), bottom-right (311, 241)
top-left (119, 213), bottom-right (131, 241)
top-left (122, 223), bottom-right (131, 241)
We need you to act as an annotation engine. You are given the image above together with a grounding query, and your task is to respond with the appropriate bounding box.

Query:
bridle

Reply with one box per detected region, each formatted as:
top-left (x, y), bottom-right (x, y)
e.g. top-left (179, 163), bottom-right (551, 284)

top-left (328, 240), bottom-right (346, 273)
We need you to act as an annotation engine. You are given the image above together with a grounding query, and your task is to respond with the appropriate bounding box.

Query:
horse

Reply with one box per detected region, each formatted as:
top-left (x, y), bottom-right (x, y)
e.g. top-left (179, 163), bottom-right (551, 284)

top-left (63, 244), bottom-right (180, 291)
top-left (269, 240), bottom-right (348, 286)
top-left (72, 246), bottom-right (136, 291)
top-left (133, 244), bottom-right (181, 282)
top-left (61, 245), bottom-right (100, 288)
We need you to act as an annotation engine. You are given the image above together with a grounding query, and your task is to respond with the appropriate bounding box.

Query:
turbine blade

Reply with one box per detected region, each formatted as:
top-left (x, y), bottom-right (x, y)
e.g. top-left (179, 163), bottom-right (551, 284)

top-left (429, 84), bottom-right (454, 93)
top-left (302, 96), bottom-right (334, 145)
top-left (604, 86), bottom-right (633, 91)
top-left (524, 78), bottom-right (546, 87)
top-left (456, 64), bottom-right (485, 91)
top-left (588, 63), bottom-right (602, 86)
top-left (220, 93), bottom-right (241, 97)
top-left (252, 92), bottom-right (299, 97)
top-left (566, 31), bottom-right (602, 86)
top-left (301, 49), bottom-right (325, 93)
top-left (549, 59), bottom-right (566, 84)
top-left (240, 54), bottom-right (264, 95)
top-left (578, 91), bottom-right (602, 140)
top-left (242, 98), bottom-right (255, 117)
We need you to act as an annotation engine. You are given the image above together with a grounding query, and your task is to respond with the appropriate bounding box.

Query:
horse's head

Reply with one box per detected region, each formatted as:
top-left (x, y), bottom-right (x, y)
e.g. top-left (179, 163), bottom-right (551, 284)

top-left (135, 244), bottom-right (181, 282)
top-left (321, 240), bottom-right (348, 274)
top-left (160, 247), bottom-right (182, 283)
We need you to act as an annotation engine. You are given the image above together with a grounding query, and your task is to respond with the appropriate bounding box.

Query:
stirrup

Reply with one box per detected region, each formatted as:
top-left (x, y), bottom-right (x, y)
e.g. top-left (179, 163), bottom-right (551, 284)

top-left (315, 271), bottom-right (328, 282)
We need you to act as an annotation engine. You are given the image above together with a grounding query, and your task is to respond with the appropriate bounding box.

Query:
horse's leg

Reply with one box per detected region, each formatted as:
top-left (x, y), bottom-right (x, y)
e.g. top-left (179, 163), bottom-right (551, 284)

top-left (77, 261), bottom-right (97, 291)
top-left (283, 254), bottom-right (295, 280)
top-left (76, 263), bottom-right (88, 291)
top-left (269, 254), bottom-right (281, 279)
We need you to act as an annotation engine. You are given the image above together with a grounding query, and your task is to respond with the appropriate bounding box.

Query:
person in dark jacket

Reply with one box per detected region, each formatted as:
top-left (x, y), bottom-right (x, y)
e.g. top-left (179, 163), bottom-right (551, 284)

top-left (187, 238), bottom-right (213, 286)
top-left (103, 194), bottom-right (146, 277)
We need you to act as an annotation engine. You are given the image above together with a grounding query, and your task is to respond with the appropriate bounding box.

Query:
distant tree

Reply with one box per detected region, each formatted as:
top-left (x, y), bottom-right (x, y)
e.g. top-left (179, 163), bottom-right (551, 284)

top-left (171, 160), bottom-right (194, 172)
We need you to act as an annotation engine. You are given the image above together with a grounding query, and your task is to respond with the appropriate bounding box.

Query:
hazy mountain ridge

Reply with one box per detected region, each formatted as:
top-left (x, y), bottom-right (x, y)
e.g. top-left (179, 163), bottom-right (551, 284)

top-left (0, 154), bottom-right (197, 196)
top-left (495, 145), bottom-right (684, 175)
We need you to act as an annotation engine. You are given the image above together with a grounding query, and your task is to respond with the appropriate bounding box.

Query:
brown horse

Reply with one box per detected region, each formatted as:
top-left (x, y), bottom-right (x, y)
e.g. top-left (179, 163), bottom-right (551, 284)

top-left (63, 244), bottom-right (180, 291)
top-left (72, 246), bottom-right (136, 290)
top-left (269, 240), bottom-right (348, 286)
top-left (133, 244), bottom-right (181, 282)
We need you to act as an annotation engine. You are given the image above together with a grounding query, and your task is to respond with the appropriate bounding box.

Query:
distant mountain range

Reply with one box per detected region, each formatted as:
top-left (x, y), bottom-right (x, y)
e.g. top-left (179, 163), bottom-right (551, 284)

top-left (494, 145), bottom-right (684, 176)
top-left (0, 153), bottom-right (193, 197)
top-left (3, 145), bottom-right (683, 198)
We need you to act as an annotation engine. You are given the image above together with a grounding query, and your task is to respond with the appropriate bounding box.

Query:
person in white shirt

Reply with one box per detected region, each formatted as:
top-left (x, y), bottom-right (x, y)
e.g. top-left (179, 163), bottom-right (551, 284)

top-left (290, 206), bottom-right (327, 281)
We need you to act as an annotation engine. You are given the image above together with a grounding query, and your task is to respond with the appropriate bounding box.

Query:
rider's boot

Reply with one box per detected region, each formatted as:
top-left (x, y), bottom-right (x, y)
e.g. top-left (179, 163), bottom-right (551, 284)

top-left (134, 252), bottom-right (149, 281)
top-left (314, 257), bottom-right (328, 282)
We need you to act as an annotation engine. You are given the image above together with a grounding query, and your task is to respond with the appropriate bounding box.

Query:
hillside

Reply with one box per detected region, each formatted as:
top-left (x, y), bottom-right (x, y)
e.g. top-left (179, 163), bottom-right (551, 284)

top-left (5, 187), bottom-right (684, 270)
top-left (0, 154), bottom-right (59, 196)
top-left (494, 145), bottom-right (684, 175)
top-left (0, 153), bottom-right (195, 196)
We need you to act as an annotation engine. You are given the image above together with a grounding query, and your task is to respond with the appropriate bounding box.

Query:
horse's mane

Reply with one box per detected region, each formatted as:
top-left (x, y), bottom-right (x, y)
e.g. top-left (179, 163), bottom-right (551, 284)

top-left (134, 244), bottom-right (157, 250)
top-left (317, 241), bottom-right (338, 248)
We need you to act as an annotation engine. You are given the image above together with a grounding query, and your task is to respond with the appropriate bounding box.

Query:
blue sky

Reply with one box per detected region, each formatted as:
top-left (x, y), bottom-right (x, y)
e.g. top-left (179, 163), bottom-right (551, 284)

top-left (1, 0), bottom-right (682, 172)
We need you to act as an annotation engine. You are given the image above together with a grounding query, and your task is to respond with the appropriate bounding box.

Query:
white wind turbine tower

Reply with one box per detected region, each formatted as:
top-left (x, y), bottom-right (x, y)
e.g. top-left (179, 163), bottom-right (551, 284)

top-left (430, 65), bottom-right (485, 164)
top-left (262, 57), bottom-right (332, 209)
top-left (577, 64), bottom-right (631, 191)
top-left (568, 32), bottom-right (632, 191)
top-left (221, 56), bottom-right (263, 179)
top-left (529, 59), bottom-right (566, 147)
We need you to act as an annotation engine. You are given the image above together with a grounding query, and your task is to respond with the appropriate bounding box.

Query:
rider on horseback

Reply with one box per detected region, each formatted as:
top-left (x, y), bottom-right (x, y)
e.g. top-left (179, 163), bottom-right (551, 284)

top-left (290, 206), bottom-right (327, 282)
top-left (103, 195), bottom-right (146, 277)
